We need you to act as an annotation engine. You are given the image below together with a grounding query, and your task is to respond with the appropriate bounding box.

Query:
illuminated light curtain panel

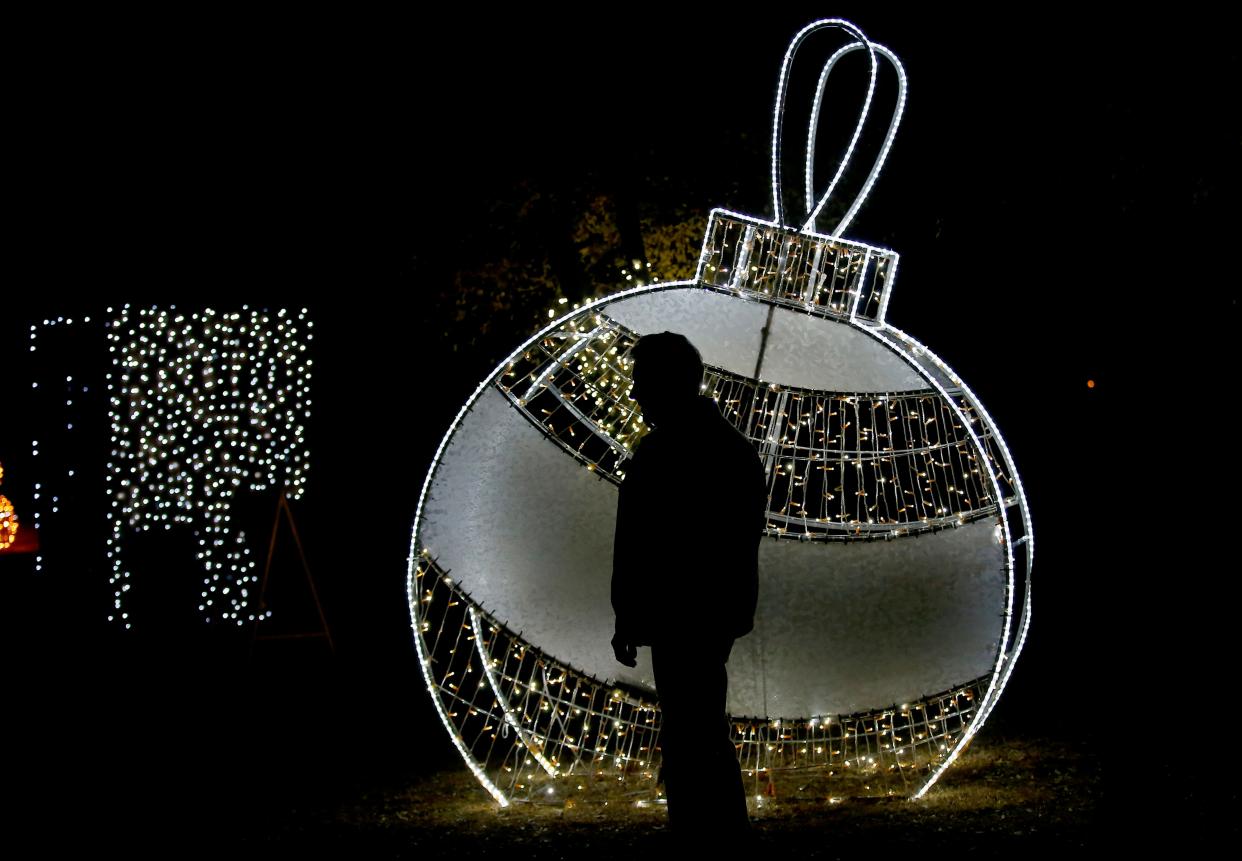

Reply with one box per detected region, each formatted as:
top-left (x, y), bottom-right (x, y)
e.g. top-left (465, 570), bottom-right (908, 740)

top-left (26, 307), bottom-right (312, 629)
top-left (407, 19), bottom-right (1032, 807)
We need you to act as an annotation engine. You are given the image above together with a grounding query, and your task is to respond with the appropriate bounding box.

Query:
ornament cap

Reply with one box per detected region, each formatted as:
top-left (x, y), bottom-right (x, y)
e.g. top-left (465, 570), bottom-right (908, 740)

top-left (695, 209), bottom-right (899, 325)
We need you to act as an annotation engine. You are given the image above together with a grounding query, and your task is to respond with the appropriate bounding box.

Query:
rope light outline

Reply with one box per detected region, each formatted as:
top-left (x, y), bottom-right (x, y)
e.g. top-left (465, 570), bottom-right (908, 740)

top-left (407, 17), bottom-right (1032, 805)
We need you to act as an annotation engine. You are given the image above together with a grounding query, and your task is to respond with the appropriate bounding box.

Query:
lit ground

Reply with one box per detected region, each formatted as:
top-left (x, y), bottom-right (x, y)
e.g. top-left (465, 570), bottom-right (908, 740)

top-left (20, 666), bottom-right (1120, 854)
top-left (235, 726), bottom-right (1100, 857)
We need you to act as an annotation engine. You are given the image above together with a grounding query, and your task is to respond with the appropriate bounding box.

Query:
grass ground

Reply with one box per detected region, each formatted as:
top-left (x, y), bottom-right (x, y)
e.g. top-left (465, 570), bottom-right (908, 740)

top-left (236, 723), bottom-right (1100, 857)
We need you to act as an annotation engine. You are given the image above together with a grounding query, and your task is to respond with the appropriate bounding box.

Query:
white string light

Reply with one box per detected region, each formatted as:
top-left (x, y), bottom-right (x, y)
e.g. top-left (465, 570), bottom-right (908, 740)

top-left (408, 17), bottom-right (1032, 807)
top-left (695, 208), bottom-right (900, 325)
top-left (769, 19), bottom-right (876, 231)
top-left (805, 41), bottom-right (908, 238)
top-left (105, 305), bottom-right (313, 628)
top-left (413, 549), bottom-right (991, 806)
top-left (498, 315), bottom-right (1014, 537)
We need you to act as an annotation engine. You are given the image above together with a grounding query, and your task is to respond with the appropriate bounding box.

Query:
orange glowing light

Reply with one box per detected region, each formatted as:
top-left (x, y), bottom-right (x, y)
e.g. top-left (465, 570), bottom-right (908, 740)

top-left (0, 495), bottom-right (16, 550)
top-left (0, 461), bottom-right (18, 550)
top-left (1086, 379), bottom-right (1095, 389)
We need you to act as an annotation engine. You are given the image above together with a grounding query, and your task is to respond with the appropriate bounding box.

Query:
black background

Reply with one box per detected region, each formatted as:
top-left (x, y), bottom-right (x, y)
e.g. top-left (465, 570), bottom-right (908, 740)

top-left (4, 8), bottom-right (1235, 842)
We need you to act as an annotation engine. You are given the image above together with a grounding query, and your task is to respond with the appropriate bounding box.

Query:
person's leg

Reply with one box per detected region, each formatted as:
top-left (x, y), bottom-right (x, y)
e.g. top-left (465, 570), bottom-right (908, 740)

top-left (711, 646), bottom-right (751, 833)
top-left (651, 643), bottom-right (687, 828)
top-left (652, 639), bottom-right (750, 836)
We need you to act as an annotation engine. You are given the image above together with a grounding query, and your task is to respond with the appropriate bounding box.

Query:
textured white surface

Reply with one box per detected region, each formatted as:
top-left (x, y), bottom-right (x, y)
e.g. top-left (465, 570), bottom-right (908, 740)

top-left (420, 385), bottom-right (1005, 718)
top-left (603, 287), bottom-right (924, 392)
top-left (419, 387), bottom-right (652, 682)
top-left (759, 305), bottom-right (925, 391)
top-left (601, 288), bottom-right (767, 379)
top-left (731, 520), bottom-right (1004, 716)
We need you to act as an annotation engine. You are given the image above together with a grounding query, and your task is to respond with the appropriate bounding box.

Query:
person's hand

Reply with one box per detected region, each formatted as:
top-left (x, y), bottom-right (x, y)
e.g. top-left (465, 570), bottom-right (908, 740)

top-left (611, 633), bottom-right (638, 667)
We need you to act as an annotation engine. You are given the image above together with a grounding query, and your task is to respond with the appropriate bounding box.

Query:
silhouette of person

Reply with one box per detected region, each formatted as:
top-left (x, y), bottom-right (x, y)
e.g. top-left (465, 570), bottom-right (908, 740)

top-left (610, 331), bottom-right (766, 842)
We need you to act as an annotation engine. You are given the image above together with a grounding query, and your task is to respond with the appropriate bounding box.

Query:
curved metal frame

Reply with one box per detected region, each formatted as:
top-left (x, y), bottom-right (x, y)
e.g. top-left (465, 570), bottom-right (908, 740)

top-left (406, 17), bottom-right (1032, 806)
top-left (408, 280), bottom-right (1033, 804)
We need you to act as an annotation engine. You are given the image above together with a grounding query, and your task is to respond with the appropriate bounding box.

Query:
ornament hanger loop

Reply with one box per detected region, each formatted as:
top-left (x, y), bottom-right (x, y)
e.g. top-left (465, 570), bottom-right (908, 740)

top-left (770, 19), bottom-right (877, 233)
top-left (805, 41), bottom-right (907, 238)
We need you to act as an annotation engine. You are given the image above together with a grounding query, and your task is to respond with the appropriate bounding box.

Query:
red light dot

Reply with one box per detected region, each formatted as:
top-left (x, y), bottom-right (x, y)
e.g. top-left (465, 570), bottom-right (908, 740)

top-left (1086, 379), bottom-right (1095, 388)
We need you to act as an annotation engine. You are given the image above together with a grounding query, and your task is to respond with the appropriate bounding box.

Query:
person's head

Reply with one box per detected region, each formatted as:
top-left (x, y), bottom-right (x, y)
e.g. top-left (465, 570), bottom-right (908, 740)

top-left (628, 332), bottom-right (703, 427)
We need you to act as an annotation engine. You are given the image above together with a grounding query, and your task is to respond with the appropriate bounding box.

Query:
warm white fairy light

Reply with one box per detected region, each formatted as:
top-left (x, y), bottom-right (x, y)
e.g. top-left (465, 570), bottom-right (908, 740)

top-left (409, 17), bottom-right (1032, 808)
top-left (413, 269), bottom-right (1031, 803)
top-left (695, 208), bottom-right (900, 325)
top-left (500, 315), bottom-right (1013, 538)
top-left (407, 278), bottom-right (698, 583)
top-left (413, 551), bottom-right (672, 807)
top-left (470, 606), bottom-right (560, 778)
top-left (100, 305), bottom-right (312, 629)
top-left (417, 539), bottom-right (991, 807)
top-left (869, 320), bottom-right (1034, 799)
top-left (409, 566), bottom-right (512, 808)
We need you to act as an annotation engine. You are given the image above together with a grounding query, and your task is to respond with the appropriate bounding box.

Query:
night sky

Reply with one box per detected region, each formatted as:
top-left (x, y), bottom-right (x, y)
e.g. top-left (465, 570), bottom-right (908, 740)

top-left (4, 10), bottom-right (1236, 837)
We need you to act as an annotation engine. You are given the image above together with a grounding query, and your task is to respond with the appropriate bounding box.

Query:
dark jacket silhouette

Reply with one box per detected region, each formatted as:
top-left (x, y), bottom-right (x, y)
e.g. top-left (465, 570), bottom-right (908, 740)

top-left (611, 395), bottom-right (765, 648)
top-left (609, 331), bottom-right (766, 839)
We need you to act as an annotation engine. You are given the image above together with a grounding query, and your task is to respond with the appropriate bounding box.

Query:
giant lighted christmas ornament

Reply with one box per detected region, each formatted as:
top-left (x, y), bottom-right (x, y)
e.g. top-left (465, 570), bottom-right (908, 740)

top-left (408, 18), bottom-right (1032, 805)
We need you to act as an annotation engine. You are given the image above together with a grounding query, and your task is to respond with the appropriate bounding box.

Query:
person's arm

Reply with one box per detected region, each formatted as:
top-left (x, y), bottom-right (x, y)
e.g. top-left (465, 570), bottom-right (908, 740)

top-left (611, 449), bottom-right (646, 667)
